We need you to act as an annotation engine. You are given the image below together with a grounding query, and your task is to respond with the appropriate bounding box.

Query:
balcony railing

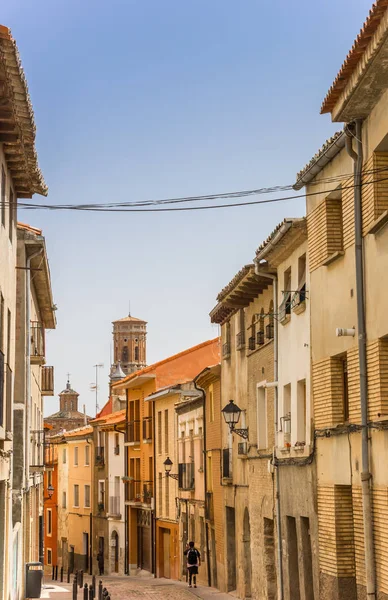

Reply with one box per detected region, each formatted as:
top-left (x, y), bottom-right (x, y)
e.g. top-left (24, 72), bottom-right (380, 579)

top-left (30, 321), bottom-right (45, 364)
top-left (266, 323), bottom-right (274, 340)
top-left (44, 442), bottom-right (56, 468)
top-left (236, 331), bottom-right (245, 351)
top-left (126, 420), bottom-right (141, 444)
top-left (257, 331), bottom-right (265, 346)
top-left (143, 481), bottom-right (153, 504)
top-left (41, 366), bottom-right (54, 396)
top-left (142, 417), bottom-right (153, 442)
top-left (205, 491), bottom-right (214, 522)
top-left (109, 496), bottom-right (121, 516)
top-left (30, 429), bottom-right (45, 470)
top-left (178, 463), bottom-right (195, 490)
top-left (222, 448), bottom-right (231, 479)
top-left (248, 336), bottom-right (255, 351)
top-left (126, 480), bottom-right (142, 502)
top-left (95, 447), bottom-right (105, 466)
top-left (222, 342), bottom-right (231, 359)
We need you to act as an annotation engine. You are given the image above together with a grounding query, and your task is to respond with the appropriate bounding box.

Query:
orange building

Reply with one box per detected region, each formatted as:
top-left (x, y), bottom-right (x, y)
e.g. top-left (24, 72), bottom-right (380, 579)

top-left (44, 425), bottom-right (58, 571)
top-left (112, 338), bottom-right (220, 577)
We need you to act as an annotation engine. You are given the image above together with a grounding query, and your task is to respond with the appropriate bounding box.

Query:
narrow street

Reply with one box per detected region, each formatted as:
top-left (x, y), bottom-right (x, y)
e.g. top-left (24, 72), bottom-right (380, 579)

top-left (43, 576), bottom-right (233, 600)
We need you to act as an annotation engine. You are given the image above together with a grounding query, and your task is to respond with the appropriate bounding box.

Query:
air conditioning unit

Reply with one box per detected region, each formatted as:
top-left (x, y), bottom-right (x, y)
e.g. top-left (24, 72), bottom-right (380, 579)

top-left (238, 442), bottom-right (247, 456)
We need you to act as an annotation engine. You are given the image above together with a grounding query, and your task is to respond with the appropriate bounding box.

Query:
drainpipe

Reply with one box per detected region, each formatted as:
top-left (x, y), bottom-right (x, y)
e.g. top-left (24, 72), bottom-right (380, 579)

top-left (345, 120), bottom-right (376, 600)
top-left (25, 247), bottom-right (43, 492)
top-left (193, 380), bottom-right (212, 588)
top-left (254, 266), bottom-right (284, 600)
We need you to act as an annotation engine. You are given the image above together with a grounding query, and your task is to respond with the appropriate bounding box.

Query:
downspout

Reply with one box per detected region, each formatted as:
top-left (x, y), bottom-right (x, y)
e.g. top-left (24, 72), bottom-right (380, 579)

top-left (25, 247), bottom-right (43, 491)
top-left (345, 120), bottom-right (376, 600)
top-left (193, 380), bottom-right (212, 588)
top-left (254, 266), bottom-right (283, 600)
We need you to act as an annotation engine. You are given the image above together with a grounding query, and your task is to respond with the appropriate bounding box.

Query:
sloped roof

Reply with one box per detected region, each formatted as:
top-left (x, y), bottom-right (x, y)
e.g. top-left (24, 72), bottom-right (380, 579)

top-left (255, 218), bottom-right (307, 266)
top-left (96, 398), bottom-right (112, 418)
top-left (321, 0), bottom-right (388, 114)
top-left (90, 408), bottom-right (126, 426)
top-left (0, 26), bottom-right (47, 197)
top-left (112, 315), bottom-right (147, 324)
top-left (112, 338), bottom-right (220, 391)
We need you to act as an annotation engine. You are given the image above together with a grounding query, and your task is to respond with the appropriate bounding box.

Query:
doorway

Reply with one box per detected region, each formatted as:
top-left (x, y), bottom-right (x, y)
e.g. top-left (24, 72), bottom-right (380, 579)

top-left (225, 507), bottom-right (236, 592)
top-left (111, 531), bottom-right (119, 573)
top-left (243, 508), bottom-right (252, 598)
top-left (162, 529), bottom-right (171, 578)
top-left (83, 533), bottom-right (89, 571)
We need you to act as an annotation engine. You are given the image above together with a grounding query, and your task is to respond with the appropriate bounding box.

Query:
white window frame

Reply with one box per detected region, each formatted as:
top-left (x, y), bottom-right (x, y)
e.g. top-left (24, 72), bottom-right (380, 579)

top-left (256, 381), bottom-right (268, 450)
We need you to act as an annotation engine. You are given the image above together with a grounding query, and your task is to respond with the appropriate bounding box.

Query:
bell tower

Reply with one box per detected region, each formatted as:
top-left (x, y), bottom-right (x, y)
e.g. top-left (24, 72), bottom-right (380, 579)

top-left (111, 313), bottom-right (147, 376)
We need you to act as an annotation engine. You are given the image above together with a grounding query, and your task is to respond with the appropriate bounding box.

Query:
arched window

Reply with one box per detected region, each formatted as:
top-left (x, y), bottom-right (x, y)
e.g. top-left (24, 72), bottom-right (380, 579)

top-left (267, 301), bottom-right (274, 339)
top-left (122, 346), bottom-right (128, 363)
top-left (134, 346), bottom-right (139, 362)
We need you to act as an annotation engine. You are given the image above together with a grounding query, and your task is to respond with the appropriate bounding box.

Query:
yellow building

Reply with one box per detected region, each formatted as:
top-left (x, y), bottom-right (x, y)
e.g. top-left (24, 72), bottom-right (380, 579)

top-left (54, 425), bottom-right (93, 573)
top-left (294, 2), bottom-right (388, 598)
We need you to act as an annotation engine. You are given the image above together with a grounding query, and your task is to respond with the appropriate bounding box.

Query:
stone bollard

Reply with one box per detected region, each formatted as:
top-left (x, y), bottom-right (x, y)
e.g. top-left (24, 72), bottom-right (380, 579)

top-left (52, 565), bottom-right (55, 581)
top-left (89, 584), bottom-right (94, 600)
top-left (67, 569), bottom-right (71, 583)
top-left (92, 575), bottom-right (96, 599)
top-left (79, 570), bottom-right (84, 588)
top-left (83, 583), bottom-right (88, 600)
top-left (98, 580), bottom-right (103, 600)
top-left (72, 577), bottom-right (78, 600)
top-left (60, 566), bottom-right (63, 582)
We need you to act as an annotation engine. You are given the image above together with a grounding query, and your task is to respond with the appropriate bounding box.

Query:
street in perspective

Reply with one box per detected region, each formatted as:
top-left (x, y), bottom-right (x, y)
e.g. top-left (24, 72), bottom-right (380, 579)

top-left (1, 1), bottom-right (388, 599)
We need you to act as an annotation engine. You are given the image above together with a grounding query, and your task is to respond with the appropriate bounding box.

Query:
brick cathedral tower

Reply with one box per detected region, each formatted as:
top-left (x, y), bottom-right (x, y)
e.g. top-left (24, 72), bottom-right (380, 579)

top-left (111, 313), bottom-right (147, 376)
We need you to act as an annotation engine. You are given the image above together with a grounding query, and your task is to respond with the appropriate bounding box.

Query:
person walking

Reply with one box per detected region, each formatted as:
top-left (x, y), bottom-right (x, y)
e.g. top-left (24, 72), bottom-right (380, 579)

top-left (97, 551), bottom-right (104, 576)
top-left (184, 541), bottom-right (201, 588)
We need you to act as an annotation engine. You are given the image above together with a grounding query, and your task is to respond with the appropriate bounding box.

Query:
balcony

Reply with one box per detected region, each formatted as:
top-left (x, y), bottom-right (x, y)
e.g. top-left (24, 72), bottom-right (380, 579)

top-left (109, 496), bottom-right (121, 517)
top-left (236, 331), bottom-right (245, 351)
top-left (222, 342), bottom-right (231, 360)
top-left (95, 447), bottom-right (105, 466)
top-left (143, 481), bottom-right (153, 505)
top-left (178, 463), bottom-right (195, 491)
top-left (222, 448), bottom-right (232, 480)
top-left (41, 366), bottom-right (54, 396)
top-left (30, 430), bottom-right (45, 471)
top-left (142, 417), bottom-right (153, 443)
top-left (266, 323), bottom-right (274, 340)
top-left (126, 480), bottom-right (142, 503)
top-left (257, 331), bottom-right (265, 346)
top-left (205, 492), bottom-right (214, 522)
top-left (126, 420), bottom-right (140, 445)
top-left (30, 321), bottom-right (45, 365)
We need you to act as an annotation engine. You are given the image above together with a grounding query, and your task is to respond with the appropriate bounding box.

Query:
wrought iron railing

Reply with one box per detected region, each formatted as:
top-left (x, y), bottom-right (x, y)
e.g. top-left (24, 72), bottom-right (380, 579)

top-left (248, 336), bottom-right (255, 351)
top-left (142, 417), bottom-right (153, 442)
top-left (257, 331), bottom-right (265, 346)
top-left (95, 446), bottom-right (105, 466)
top-left (126, 420), bottom-right (141, 444)
top-left (266, 323), bottom-right (274, 340)
top-left (30, 321), bottom-right (45, 360)
top-left (178, 463), bottom-right (195, 490)
top-left (109, 496), bottom-right (120, 516)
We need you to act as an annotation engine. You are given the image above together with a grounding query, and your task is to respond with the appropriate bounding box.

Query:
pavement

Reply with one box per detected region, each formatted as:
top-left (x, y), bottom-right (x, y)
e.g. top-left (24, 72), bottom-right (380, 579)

top-left (42, 574), bottom-right (235, 600)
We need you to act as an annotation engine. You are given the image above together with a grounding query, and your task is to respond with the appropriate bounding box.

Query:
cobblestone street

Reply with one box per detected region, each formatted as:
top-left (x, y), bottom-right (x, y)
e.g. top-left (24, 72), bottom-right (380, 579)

top-left (44, 575), bottom-right (233, 600)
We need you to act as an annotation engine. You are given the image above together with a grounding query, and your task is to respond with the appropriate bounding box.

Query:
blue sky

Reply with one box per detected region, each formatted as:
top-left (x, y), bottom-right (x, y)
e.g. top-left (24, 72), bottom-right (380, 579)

top-left (3, 0), bottom-right (371, 416)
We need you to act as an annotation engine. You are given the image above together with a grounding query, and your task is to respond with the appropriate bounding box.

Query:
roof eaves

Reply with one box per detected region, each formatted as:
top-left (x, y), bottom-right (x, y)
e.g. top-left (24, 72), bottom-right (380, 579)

top-left (255, 218), bottom-right (307, 263)
top-left (293, 131), bottom-right (345, 190)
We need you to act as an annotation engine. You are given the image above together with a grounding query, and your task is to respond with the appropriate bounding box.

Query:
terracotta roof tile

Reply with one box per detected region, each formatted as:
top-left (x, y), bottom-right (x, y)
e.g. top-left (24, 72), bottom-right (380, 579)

top-left (216, 265), bottom-right (254, 302)
top-left (90, 409), bottom-right (126, 426)
top-left (17, 222), bottom-right (42, 236)
top-left (321, 0), bottom-right (388, 114)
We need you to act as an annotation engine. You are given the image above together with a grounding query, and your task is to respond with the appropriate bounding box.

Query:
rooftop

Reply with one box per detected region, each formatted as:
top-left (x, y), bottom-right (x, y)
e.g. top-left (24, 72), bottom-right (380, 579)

top-left (112, 315), bottom-right (147, 324)
top-left (255, 218), bottom-right (307, 266)
top-left (293, 131), bottom-right (345, 190)
top-left (0, 26), bottom-right (47, 197)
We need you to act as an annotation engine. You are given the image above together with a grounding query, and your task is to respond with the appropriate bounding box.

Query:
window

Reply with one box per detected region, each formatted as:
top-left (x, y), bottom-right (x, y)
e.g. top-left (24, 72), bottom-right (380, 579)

top-left (157, 411), bottom-right (162, 455)
top-left (1, 166), bottom-right (5, 228)
top-left (134, 346), bottom-right (139, 362)
top-left (249, 315), bottom-right (256, 351)
top-left (189, 429), bottom-right (194, 463)
top-left (283, 384), bottom-right (291, 446)
top-left (257, 385), bottom-right (268, 450)
top-left (158, 473), bottom-right (162, 515)
top-left (84, 485), bottom-right (90, 508)
top-left (8, 188), bottom-right (14, 242)
top-left (296, 380), bottom-right (306, 444)
top-left (62, 491), bottom-right (66, 509)
top-left (62, 448), bottom-right (67, 464)
top-left (199, 427), bottom-right (204, 471)
top-left (47, 509), bottom-right (52, 535)
top-left (164, 409), bottom-right (169, 454)
top-left (47, 549), bottom-right (52, 566)
top-left (207, 453), bottom-right (213, 492)
top-left (257, 309), bottom-right (265, 345)
top-left (298, 254), bottom-right (306, 300)
top-left (165, 476), bottom-right (169, 518)
top-left (114, 433), bottom-right (120, 455)
top-left (74, 447), bottom-right (78, 466)
top-left (48, 470), bottom-right (53, 487)
top-left (98, 481), bottom-right (105, 508)
top-left (266, 301), bottom-right (274, 340)
top-left (85, 444), bottom-right (90, 465)
top-left (208, 385), bottom-right (214, 423)
top-left (236, 309), bottom-right (245, 350)
top-left (73, 484), bottom-right (79, 507)
top-left (223, 322), bottom-right (231, 358)
top-left (279, 267), bottom-right (292, 324)
top-left (121, 346), bottom-right (128, 362)
top-left (342, 358), bottom-right (349, 422)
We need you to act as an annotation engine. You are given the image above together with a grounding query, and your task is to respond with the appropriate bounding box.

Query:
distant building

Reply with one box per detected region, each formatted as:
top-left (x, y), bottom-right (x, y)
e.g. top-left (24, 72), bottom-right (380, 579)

top-left (45, 379), bottom-right (90, 434)
top-left (111, 314), bottom-right (147, 377)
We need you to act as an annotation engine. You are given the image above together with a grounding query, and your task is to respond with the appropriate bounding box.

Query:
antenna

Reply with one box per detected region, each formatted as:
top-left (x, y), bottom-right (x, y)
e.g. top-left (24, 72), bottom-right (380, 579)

top-left (92, 364), bottom-right (104, 416)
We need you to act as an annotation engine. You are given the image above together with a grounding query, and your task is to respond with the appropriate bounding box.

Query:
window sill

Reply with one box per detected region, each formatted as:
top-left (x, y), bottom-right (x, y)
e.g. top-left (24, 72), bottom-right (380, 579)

top-left (367, 210), bottom-right (388, 235)
top-left (322, 251), bottom-right (344, 267)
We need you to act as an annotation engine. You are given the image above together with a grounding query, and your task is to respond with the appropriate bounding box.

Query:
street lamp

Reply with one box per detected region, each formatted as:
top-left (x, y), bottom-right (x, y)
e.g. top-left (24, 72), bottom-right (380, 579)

top-left (163, 457), bottom-right (179, 480)
top-left (221, 400), bottom-right (249, 439)
top-left (44, 483), bottom-right (55, 501)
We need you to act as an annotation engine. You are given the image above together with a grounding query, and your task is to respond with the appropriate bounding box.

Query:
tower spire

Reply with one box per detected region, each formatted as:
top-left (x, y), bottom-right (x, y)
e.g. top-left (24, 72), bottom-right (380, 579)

top-left (128, 300), bottom-right (131, 317)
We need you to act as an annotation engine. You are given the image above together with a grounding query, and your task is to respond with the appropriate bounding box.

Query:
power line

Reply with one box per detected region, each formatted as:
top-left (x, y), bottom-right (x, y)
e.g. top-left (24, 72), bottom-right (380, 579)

top-left (11, 167), bottom-right (388, 214)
